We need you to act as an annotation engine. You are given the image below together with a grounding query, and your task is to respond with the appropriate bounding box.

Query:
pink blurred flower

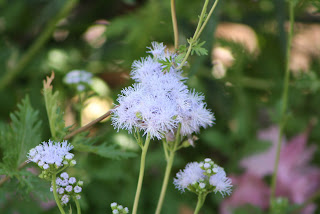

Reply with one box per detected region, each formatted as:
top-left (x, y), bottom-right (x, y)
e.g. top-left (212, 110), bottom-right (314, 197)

top-left (221, 126), bottom-right (320, 214)
top-left (220, 172), bottom-right (270, 214)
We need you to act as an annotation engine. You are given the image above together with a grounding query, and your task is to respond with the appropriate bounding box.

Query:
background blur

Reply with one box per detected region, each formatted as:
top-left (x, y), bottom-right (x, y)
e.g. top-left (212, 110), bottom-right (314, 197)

top-left (1, 0), bottom-right (320, 213)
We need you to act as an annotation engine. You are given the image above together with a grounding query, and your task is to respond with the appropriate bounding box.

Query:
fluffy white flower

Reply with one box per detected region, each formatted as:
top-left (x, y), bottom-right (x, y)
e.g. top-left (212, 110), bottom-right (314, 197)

top-left (27, 140), bottom-right (74, 169)
top-left (173, 162), bottom-right (205, 192)
top-left (147, 42), bottom-right (167, 58)
top-left (209, 167), bottom-right (232, 197)
top-left (177, 91), bottom-right (215, 136)
top-left (112, 42), bottom-right (214, 140)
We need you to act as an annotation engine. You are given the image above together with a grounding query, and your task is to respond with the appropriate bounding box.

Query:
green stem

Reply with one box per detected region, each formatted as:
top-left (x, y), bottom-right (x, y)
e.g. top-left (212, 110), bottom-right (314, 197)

top-left (154, 149), bottom-right (175, 214)
top-left (132, 135), bottom-right (151, 214)
top-left (0, 0), bottom-right (78, 92)
top-left (195, 0), bottom-right (219, 41)
top-left (74, 198), bottom-right (81, 214)
top-left (194, 193), bottom-right (207, 214)
top-left (162, 139), bottom-right (169, 161)
top-left (270, 0), bottom-right (294, 201)
top-left (155, 125), bottom-right (181, 214)
top-left (171, 0), bottom-right (179, 50)
top-left (52, 174), bottom-right (66, 214)
top-left (176, 0), bottom-right (219, 70)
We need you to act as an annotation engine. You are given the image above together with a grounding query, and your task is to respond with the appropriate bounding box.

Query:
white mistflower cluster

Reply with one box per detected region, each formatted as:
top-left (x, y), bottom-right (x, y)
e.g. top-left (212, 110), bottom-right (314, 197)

top-left (110, 202), bottom-right (129, 214)
top-left (64, 70), bottom-right (92, 91)
top-left (174, 158), bottom-right (232, 197)
top-left (50, 172), bottom-right (83, 205)
top-left (27, 140), bottom-right (76, 170)
top-left (112, 42), bottom-right (215, 139)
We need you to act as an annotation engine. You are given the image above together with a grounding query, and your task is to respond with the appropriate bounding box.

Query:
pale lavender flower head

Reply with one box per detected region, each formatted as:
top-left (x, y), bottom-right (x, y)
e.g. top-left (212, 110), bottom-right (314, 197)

top-left (209, 167), bottom-right (233, 197)
top-left (27, 140), bottom-right (74, 169)
top-left (173, 162), bottom-right (206, 192)
top-left (112, 42), bottom-right (215, 140)
top-left (177, 90), bottom-right (215, 136)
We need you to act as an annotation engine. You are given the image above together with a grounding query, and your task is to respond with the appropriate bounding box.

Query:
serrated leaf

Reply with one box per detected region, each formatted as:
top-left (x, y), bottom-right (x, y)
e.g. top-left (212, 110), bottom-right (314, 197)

top-left (191, 40), bottom-right (208, 56)
top-left (158, 57), bottom-right (173, 72)
top-left (43, 72), bottom-right (68, 141)
top-left (0, 96), bottom-right (42, 170)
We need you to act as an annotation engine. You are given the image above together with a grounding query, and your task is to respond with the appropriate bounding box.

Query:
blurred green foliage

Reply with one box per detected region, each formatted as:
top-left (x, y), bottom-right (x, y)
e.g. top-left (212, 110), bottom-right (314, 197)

top-left (1, 0), bottom-right (320, 213)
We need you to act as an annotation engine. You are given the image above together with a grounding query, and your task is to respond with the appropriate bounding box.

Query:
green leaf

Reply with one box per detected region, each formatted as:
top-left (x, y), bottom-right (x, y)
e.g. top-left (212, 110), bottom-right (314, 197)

top-left (72, 133), bottom-right (136, 160)
top-left (191, 40), bottom-right (208, 56)
top-left (0, 96), bottom-right (42, 170)
top-left (43, 72), bottom-right (68, 141)
top-left (158, 57), bottom-right (173, 72)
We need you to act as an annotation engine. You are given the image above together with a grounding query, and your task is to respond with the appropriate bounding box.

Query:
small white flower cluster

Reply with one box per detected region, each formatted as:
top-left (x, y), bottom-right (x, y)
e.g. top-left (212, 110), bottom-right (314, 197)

top-left (64, 70), bottom-right (93, 91)
top-left (112, 42), bottom-right (215, 139)
top-left (110, 202), bottom-right (129, 214)
top-left (27, 140), bottom-right (76, 171)
top-left (174, 158), bottom-right (232, 197)
top-left (50, 172), bottom-right (83, 205)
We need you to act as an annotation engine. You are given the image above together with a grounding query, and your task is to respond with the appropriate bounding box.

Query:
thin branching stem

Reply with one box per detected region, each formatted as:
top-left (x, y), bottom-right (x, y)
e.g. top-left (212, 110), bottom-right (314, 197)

top-left (132, 135), bottom-right (151, 214)
top-left (52, 173), bottom-right (66, 214)
top-left (176, 0), bottom-right (218, 70)
top-left (270, 0), bottom-right (294, 201)
top-left (171, 0), bottom-right (179, 49)
top-left (64, 108), bottom-right (115, 140)
top-left (155, 124), bottom-right (181, 214)
top-left (195, 0), bottom-right (219, 41)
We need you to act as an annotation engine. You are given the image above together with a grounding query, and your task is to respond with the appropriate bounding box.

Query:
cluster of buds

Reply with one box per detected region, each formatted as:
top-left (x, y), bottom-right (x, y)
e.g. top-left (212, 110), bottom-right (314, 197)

top-left (50, 172), bottom-right (83, 205)
top-left (110, 202), bottom-right (129, 214)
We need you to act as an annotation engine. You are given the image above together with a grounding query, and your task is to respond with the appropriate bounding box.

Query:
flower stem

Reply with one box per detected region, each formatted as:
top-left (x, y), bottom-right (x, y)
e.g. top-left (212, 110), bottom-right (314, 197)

top-left (155, 148), bottom-right (175, 214)
top-left (270, 0), bottom-right (294, 201)
top-left (132, 135), bottom-right (151, 214)
top-left (74, 198), bottom-right (81, 214)
top-left (195, 0), bottom-right (219, 41)
top-left (155, 125), bottom-right (181, 214)
top-left (0, 0), bottom-right (78, 92)
top-left (171, 0), bottom-right (179, 50)
top-left (176, 0), bottom-right (219, 70)
top-left (52, 174), bottom-right (66, 214)
top-left (194, 193), bottom-right (208, 214)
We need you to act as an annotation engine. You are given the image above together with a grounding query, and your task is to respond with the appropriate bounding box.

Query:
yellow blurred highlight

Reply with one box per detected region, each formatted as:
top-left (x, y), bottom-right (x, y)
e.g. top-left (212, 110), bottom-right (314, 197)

top-left (81, 96), bottom-right (113, 126)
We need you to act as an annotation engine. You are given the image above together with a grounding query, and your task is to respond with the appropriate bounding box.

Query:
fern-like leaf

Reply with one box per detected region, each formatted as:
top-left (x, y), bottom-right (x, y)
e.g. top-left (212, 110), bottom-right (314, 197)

top-left (43, 72), bottom-right (68, 141)
top-left (0, 96), bottom-right (42, 172)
